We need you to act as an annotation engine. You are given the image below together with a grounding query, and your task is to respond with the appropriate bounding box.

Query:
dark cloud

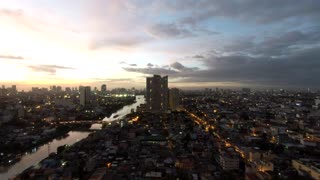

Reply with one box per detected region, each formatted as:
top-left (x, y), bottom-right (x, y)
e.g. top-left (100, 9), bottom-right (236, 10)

top-left (175, 28), bottom-right (320, 87)
top-left (181, 47), bottom-right (320, 88)
top-left (170, 61), bottom-right (199, 71)
top-left (147, 63), bottom-right (154, 67)
top-left (28, 65), bottom-right (75, 75)
top-left (174, 0), bottom-right (320, 25)
top-left (119, 62), bottom-right (137, 67)
top-left (146, 23), bottom-right (193, 39)
top-left (124, 45), bottom-right (320, 88)
top-left (224, 36), bottom-right (256, 52)
top-left (223, 29), bottom-right (320, 57)
top-left (123, 61), bottom-right (199, 76)
top-left (123, 67), bottom-right (179, 76)
top-left (0, 55), bottom-right (24, 60)
top-left (170, 62), bottom-right (184, 70)
top-left (254, 30), bottom-right (320, 56)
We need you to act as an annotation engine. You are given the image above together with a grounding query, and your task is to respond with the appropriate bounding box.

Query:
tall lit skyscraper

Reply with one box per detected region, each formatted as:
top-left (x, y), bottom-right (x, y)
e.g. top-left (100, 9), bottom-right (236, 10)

top-left (101, 84), bottom-right (107, 93)
top-left (146, 75), bottom-right (168, 112)
top-left (169, 88), bottom-right (180, 111)
top-left (11, 85), bottom-right (17, 94)
top-left (80, 86), bottom-right (91, 106)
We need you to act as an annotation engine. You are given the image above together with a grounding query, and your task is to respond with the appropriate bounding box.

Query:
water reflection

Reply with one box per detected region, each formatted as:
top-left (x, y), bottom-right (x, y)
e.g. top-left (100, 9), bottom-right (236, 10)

top-left (0, 131), bottom-right (90, 180)
top-left (103, 95), bottom-right (145, 122)
top-left (0, 95), bottom-right (145, 179)
top-left (90, 95), bottom-right (145, 130)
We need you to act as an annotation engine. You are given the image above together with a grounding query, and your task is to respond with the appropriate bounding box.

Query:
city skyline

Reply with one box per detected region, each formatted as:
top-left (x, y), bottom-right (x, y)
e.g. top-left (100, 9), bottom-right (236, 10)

top-left (1, 0), bottom-right (320, 90)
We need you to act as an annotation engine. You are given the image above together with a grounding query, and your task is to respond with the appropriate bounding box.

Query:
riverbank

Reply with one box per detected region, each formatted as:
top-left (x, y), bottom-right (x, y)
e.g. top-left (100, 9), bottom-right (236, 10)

top-left (0, 123), bottom-right (92, 167)
top-left (0, 98), bottom-right (137, 168)
top-left (0, 95), bottom-right (145, 179)
top-left (0, 131), bottom-right (91, 180)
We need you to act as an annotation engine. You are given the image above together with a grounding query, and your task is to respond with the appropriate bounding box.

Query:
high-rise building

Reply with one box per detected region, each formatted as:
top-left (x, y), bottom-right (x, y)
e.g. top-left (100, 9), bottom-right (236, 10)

top-left (146, 75), bottom-right (168, 112)
top-left (169, 88), bottom-right (180, 111)
top-left (57, 86), bottom-right (62, 92)
top-left (80, 86), bottom-right (91, 106)
top-left (101, 84), bottom-right (107, 93)
top-left (94, 87), bottom-right (98, 93)
top-left (65, 87), bottom-right (72, 93)
top-left (12, 85), bottom-right (17, 93)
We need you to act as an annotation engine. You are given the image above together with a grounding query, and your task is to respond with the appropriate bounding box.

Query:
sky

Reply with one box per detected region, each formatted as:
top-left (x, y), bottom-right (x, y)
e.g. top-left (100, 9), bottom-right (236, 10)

top-left (0, 0), bottom-right (320, 90)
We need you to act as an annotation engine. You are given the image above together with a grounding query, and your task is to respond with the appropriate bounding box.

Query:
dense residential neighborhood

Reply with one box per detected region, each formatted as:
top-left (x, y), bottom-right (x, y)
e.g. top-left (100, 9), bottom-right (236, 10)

top-left (2, 84), bottom-right (319, 179)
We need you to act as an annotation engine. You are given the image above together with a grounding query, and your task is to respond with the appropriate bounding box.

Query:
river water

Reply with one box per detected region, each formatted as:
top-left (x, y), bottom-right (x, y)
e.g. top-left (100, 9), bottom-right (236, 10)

top-left (0, 131), bottom-right (90, 180)
top-left (103, 95), bottom-right (145, 122)
top-left (0, 95), bottom-right (145, 179)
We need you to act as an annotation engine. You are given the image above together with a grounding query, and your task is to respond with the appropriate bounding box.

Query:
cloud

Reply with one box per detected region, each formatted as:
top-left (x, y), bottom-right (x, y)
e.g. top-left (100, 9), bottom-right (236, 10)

top-left (146, 23), bottom-right (193, 39)
top-left (147, 63), bottom-right (154, 67)
top-left (119, 61), bottom-right (137, 67)
top-left (90, 78), bottom-right (133, 82)
top-left (170, 62), bottom-right (184, 70)
top-left (124, 45), bottom-right (320, 88)
top-left (223, 29), bottom-right (320, 57)
top-left (179, 46), bottom-right (320, 88)
top-left (253, 30), bottom-right (320, 56)
top-left (123, 61), bottom-right (199, 76)
top-left (192, 55), bottom-right (205, 59)
top-left (28, 65), bottom-right (75, 75)
top-left (170, 62), bottom-right (198, 71)
top-left (171, 0), bottom-right (320, 25)
top-left (0, 9), bottom-right (24, 20)
top-left (90, 36), bottom-right (151, 49)
top-left (0, 8), bottom-right (75, 33)
top-left (123, 67), bottom-right (179, 76)
top-left (0, 54), bottom-right (24, 60)
top-left (173, 28), bottom-right (320, 87)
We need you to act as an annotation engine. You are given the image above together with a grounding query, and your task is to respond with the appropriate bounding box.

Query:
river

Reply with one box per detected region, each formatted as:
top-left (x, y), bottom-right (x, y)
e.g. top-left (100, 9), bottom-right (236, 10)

top-left (0, 95), bottom-right (145, 179)
top-left (103, 95), bottom-right (145, 122)
top-left (91, 95), bottom-right (145, 130)
top-left (0, 131), bottom-right (90, 180)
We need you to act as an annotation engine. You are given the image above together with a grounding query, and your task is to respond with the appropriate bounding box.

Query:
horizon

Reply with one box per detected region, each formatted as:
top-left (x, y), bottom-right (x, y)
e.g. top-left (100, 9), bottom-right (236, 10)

top-left (0, 81), bottom-right (317, 92)
top-left (1, 1), bottom-right (320, 89)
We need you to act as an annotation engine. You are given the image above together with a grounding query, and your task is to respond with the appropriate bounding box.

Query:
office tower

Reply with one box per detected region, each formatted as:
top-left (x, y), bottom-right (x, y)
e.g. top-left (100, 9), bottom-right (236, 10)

top-left (80, 86), bottom-right (91, 106)
top-left (94, 87), bottom-right (98, 93)
top-left (12, 85), bottom-right (17, 93)
top-left (65, 87), bottom-right (71, 93)
top-left (169, 88), bottom-right (180, 111)
top-left (146, 75), bottom-right (168, 112)
top-left (101, 84), bottom-right (107, 93)
top-left (57, 86), bottom-right (62, 92)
